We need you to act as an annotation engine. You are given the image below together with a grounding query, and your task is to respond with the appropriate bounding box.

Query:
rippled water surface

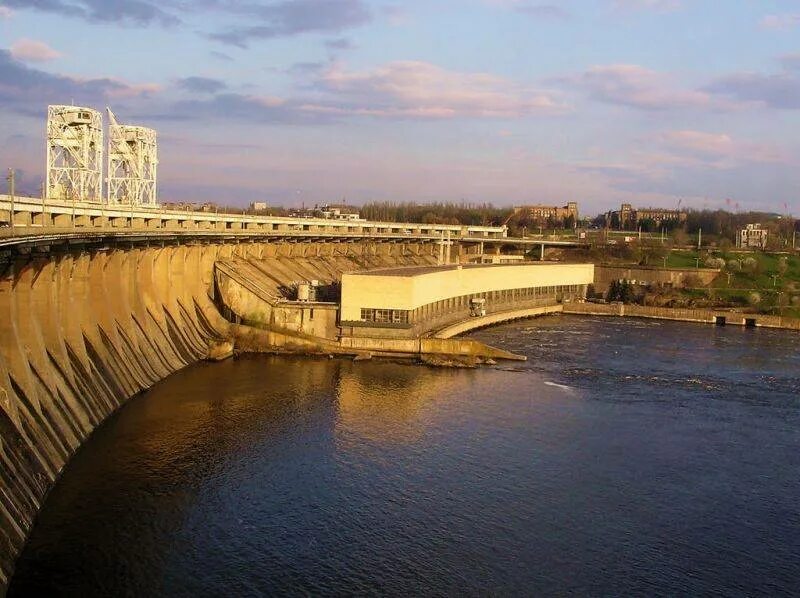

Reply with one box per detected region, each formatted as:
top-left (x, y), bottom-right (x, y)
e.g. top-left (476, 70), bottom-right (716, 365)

top-left (10, 316), bottom-right (800, 596)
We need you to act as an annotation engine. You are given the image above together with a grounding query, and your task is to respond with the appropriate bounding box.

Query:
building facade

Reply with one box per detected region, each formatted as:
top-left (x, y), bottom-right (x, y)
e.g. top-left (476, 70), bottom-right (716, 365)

top-left (513, 202), bottom-right (579, 225)
top-left (610, 203), bottom-right (687, 230)
top-left (738, 224), bottom-right (769, 249)
top-left (340, 263), bottom-right (594, 337)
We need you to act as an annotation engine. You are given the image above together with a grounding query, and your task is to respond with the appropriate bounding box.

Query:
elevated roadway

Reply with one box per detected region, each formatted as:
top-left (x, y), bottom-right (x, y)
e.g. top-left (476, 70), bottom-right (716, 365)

top-left (0, 195), bottom-right (588, 254)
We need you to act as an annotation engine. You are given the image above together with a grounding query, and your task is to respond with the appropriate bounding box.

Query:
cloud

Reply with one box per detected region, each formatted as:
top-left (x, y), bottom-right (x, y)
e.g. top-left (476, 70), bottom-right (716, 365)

top-left (382, 5), bottom-right (410, 26)
top-left (177, 76), bottom-right (227, 94)
top-left (613, 0), bottom-right (682, 11)
top-left (159, 93), bottom-right (336, 125)
top-left (151, 61), bottom-right (569, 125)
top-left (659, 130), bottom-right (787, 167)
top-left (0, 6), bottom-right (13, 19)
top-left (706, 71), bottom-right (800, 110)
top-left (325, 37), bottom-right (355, 51)
top-left (210, 50), bottom-right (234, 62)
top-left (209, 0), bottom-right (371, 47)
top-left (568, 64), bottom-right (717, 110)
top-left (512, 3), bottom-right (569, 19)
top-left (314, 60), bottom-right (569, 118)
top-left (780, 53), bottom-right (800, 71)
top-left (4, 0), bottom-right (179, 25)
top-left (0, 49), bottom-right (160, 115)
top-left (10, 39), bottom-right (62, 62)
top-left (759, 13), bottom-right (800, 30)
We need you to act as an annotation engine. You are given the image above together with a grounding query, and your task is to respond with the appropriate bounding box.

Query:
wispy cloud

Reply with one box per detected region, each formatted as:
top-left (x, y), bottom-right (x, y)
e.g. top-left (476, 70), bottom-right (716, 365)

top-left (176, 76), bottom-right (227, 94)
top-left (315, 61), bottom-right (569, 118)
top-left (759, 13), bottom-right (800, 30)
top-left (659, 130), bottom-right (787, 167)
top-left (209, 0), bottom-right (371, 47)
top-left (613, 0), bottom-right (682, 11)
top-left (0, 6), bottom-right (13, 19)
top-left (566, 64), bottom-right (717, 110)
top-left (0, 49), bottom-right (160, 115)
top-left (512, 3), bottom-right (570, 19)
top-left (4, 0), bottom-right (179, 26)
top-left (706, 68), bottom-right (800, 110)
top-left (10, 39), bottom-right (62, 62)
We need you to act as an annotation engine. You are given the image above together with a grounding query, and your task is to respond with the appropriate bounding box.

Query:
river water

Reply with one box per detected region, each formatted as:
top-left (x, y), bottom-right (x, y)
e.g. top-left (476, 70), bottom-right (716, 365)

top-left (9, 316), bottom-right (800, 596)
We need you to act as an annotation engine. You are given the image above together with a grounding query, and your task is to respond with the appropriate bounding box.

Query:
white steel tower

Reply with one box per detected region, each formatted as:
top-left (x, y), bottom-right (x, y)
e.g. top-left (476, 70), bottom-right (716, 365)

top-left (46, 105), bottom-right (103, 202)
top-left (107, 108), bottom-right (158, 206)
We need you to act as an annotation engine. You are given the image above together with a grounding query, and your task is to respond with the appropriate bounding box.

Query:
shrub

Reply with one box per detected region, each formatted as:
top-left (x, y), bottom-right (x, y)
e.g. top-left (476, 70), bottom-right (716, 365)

top-left (726, 260), bottom-right (741, 272)
top-left (742, 257), bottom-right (758, 273)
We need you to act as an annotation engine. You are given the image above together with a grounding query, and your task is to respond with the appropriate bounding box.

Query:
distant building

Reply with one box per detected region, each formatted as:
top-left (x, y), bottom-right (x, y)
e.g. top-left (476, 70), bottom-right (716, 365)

top-left (319, 204), bottom-right (362, 221)
top-left (288, 204), bottom-right (363, 220)
top-left (162, 201), bottom-right (218, 212)
top-left (609, 203), bottom-right (687, 230)
top-left (513, 202), bottom-right (579, 225)
top-left (249, 201), bottom-right (268, 211)
top-left (738, 224), bottom-right (768, 249)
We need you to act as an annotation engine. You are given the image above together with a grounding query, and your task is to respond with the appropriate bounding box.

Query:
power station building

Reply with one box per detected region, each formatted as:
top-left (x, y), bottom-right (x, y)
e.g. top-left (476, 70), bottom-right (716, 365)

top-left (340, 263), bottom-right (594, 337)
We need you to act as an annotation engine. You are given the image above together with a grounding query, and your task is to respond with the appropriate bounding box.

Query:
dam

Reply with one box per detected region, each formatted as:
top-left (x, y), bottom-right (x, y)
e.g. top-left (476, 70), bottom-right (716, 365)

top-left (0, 204), bottom-right (593, 591)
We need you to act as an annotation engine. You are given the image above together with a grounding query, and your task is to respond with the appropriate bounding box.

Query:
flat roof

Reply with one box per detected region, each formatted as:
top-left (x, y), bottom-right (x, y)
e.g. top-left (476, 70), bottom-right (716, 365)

top-left (351, 262), bottom-right (564, 277)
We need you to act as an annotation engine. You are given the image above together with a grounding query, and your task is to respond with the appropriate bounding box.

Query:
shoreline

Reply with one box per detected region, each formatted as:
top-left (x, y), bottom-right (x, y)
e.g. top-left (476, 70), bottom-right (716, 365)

top-left (562, 302), bottom-right (800, 331)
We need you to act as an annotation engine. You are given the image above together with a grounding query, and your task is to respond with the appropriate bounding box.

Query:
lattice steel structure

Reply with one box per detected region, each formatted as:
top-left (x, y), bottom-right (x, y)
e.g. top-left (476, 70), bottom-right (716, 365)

top-left (46, 105), bottom-right (103, 202)
top-left (107, 108), bottom-right (158, 206)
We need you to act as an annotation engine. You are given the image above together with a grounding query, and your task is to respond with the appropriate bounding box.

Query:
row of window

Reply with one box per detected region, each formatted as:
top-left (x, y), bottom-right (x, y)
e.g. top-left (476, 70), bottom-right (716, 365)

top-left (360, 308), bottom-right (410, 324)
top-left (358, 284), bottom-right (586, 326)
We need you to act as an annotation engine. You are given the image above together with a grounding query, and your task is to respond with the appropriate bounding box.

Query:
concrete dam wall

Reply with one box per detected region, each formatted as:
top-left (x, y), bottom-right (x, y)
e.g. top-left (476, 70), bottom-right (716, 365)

top-left (0, 238), bottom-right (439, 591)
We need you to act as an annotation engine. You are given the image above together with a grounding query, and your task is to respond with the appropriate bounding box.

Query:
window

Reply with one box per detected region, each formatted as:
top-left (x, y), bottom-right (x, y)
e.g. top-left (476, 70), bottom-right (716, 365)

top-left (360, 308), bottom-right (409, 324)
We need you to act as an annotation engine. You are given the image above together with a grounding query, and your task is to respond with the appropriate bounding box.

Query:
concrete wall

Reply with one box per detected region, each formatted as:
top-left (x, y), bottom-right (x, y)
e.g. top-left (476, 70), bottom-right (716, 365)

top-left (594, 265), bottom-right (719, 292)
top-left (0, 237), bottom-right (445, 591)
top-left (0, 242), bottom-right (243, 591)
top-left (563, 302), bottom-right (800, 330)
top-left (272, 304), bottom-right (339, 340)
top-left (341, 263), bottom-right (594, 321)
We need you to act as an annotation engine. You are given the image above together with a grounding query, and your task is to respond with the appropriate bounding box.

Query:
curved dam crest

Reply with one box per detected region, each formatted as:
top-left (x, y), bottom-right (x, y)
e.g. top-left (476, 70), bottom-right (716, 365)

top-left (0, 237), bottom-right (468, 590)
top-left (0, 242), bottom-right (231, 590)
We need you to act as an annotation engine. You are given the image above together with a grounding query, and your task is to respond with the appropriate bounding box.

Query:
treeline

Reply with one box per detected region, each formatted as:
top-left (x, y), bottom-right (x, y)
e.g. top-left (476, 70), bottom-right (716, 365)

top-left (683, 210), bottom-right (796, 236)
top-left (359, 201), bottom-right (512, 226)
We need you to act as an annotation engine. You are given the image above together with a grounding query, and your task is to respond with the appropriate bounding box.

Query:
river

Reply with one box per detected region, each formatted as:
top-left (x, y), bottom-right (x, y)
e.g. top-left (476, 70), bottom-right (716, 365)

top-left (9, 316), bottom-right (800, 596)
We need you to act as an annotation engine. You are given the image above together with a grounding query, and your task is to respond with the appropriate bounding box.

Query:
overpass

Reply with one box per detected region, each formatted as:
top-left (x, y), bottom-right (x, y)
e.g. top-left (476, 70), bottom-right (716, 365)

top-left (0, 195), bottom-right (588, 257)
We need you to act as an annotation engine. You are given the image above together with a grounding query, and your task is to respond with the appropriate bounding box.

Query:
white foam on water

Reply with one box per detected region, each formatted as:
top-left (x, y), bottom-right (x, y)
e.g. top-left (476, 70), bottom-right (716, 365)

top-left (544, 381), bottom-right (573, 391)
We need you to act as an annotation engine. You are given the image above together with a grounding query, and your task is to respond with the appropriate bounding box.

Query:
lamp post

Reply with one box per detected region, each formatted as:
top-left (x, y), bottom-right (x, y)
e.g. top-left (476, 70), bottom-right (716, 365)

top-left (6, 169), bottom-right (14, 234)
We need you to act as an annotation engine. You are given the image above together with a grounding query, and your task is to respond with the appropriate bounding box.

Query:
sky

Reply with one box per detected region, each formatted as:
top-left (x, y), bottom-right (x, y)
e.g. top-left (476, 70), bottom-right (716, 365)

top-left (0, 0), bottom-right (799, 214)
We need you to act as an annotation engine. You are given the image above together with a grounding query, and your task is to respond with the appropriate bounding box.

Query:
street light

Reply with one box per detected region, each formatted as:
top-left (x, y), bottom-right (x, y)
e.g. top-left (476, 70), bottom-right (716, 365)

top-left (6, 169), bottom-right (14, 234)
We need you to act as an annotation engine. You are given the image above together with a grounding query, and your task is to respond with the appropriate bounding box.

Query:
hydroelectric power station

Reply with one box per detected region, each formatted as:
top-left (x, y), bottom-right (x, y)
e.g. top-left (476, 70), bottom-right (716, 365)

top-left (0, 106), bottom-right (595, 591)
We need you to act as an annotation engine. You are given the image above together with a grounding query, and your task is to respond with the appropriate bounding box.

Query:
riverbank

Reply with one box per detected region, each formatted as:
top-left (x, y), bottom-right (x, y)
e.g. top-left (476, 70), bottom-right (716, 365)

top-left (563, 302), bottom-right (800, 330)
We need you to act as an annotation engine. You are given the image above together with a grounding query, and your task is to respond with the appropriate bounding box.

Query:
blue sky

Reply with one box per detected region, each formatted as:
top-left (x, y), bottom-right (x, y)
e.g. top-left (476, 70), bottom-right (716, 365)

top-left (1, 0), bottom-right (799, 214)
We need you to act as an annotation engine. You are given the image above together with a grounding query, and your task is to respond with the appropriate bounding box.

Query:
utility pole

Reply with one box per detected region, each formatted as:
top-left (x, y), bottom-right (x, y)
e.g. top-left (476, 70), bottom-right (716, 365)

top-left (6, 169), bottom-right (15, 234)
top-left (40, 180), bottom-right (46, 227)
top-left (697, 228), bottom-right (702, 249)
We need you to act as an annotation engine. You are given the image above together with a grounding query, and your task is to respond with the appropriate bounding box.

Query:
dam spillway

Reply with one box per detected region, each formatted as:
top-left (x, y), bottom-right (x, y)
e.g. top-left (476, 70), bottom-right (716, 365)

top-left (0, 235), bottom-right (470, 589)
top-left (0, 228), bottom-right (593, 590)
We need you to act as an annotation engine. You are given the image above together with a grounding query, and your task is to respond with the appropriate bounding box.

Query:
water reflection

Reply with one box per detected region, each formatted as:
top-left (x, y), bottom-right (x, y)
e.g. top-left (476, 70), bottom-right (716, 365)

top-left (9, 317), bottom-right (800, 596)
